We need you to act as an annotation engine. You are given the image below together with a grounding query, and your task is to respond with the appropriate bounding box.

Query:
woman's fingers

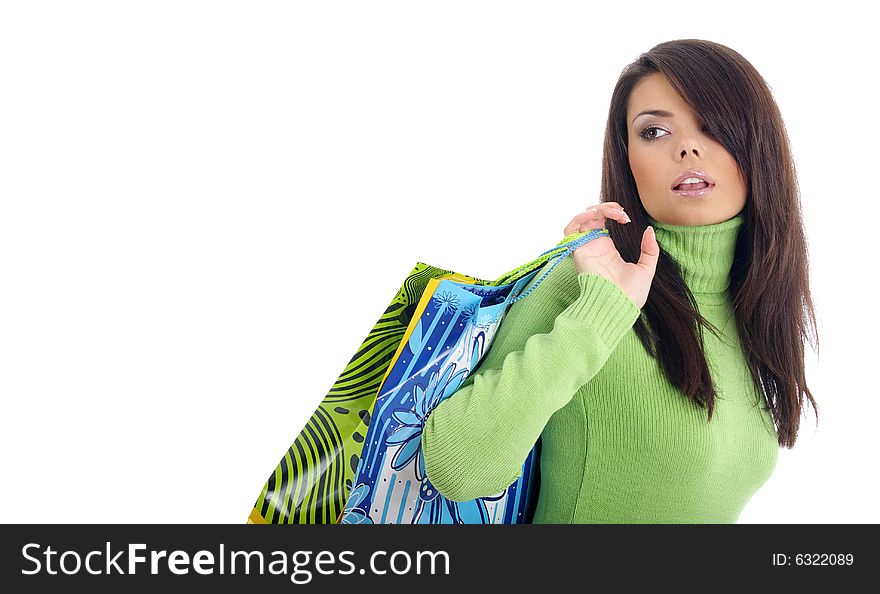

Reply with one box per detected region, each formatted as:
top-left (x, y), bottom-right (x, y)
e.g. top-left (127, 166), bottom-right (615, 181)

top-left (637, 226), bottom-right (660, 276)
top-left (563, 202), bottom-right (630, 235)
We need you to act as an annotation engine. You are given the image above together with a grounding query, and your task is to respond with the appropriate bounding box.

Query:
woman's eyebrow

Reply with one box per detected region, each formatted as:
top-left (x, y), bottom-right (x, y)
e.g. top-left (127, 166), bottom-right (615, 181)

top-left (631, 109), bottom-right (675, 124)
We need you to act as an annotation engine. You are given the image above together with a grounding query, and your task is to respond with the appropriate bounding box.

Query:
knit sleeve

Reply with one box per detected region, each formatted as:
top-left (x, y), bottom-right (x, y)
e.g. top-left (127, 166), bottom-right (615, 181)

top-left (420, 256), bottom-right (642, 502)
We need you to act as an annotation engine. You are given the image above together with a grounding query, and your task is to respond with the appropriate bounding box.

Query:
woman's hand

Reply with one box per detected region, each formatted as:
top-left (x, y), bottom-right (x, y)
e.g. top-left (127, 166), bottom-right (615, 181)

top-left (563, 202), bottom-right (660, 309)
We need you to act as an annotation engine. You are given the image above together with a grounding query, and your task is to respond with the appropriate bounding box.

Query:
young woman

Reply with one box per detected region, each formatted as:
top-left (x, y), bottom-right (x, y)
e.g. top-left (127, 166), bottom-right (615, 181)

top-left (420, 39), bottom-right (819, 523)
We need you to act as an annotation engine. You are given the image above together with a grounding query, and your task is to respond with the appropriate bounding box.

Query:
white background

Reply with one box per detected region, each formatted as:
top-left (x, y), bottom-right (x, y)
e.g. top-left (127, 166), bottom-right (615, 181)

top-left (1, 1), bottom-right (876, 523)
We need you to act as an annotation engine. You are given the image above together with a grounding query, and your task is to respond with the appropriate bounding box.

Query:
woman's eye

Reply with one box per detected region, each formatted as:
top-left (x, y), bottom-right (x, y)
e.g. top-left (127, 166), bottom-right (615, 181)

top-left (639, 125), bottom-right (715, 142)
top-left (639, 126), bottom-right (669, 142)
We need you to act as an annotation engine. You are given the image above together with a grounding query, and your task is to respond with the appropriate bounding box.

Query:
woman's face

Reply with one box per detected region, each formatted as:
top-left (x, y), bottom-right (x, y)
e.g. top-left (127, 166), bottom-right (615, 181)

top-left (626, 72), bottom-right (747, 226)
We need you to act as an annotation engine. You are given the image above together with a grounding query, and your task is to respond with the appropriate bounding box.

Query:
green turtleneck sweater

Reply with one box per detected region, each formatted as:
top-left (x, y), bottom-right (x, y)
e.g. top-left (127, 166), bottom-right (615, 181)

top-left (420, 213), bottom-right (778, 523)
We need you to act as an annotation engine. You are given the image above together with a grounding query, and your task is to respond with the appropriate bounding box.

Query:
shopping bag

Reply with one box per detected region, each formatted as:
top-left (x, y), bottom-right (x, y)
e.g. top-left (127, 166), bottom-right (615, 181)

top-left (248, 227), bottom-right (608, 524)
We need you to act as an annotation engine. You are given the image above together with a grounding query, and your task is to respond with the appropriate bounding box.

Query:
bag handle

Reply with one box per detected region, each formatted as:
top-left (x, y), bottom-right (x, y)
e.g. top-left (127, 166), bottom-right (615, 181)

top-left (495, 228), bottom-right (610, 304)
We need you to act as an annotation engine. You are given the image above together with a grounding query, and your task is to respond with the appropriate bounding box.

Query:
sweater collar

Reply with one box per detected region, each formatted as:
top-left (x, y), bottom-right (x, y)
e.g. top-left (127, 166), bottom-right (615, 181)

top-left (648, 212), bottom-right (744, 295)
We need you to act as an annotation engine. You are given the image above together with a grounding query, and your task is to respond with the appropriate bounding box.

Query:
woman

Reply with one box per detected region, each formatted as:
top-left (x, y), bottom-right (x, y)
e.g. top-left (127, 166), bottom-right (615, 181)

top-left (420, 39), bottom-right (819, 523)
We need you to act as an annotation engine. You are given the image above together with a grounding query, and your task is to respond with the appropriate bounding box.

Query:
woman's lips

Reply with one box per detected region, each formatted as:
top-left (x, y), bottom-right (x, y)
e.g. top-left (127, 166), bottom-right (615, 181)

top-left (672, 181), bottom-right (715, 196)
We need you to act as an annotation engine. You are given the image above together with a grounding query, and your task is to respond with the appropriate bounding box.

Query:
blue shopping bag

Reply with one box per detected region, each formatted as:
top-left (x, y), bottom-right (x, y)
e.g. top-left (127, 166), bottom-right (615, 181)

top-left (338, 228), bottom-right (609, 524)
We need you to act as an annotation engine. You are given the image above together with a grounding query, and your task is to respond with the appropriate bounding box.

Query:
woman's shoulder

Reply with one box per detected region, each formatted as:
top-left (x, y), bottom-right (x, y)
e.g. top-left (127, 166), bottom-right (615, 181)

top-left (519, 252), bottom-right (581, 307)
top-left (467, 252), bottom-right (582, 378)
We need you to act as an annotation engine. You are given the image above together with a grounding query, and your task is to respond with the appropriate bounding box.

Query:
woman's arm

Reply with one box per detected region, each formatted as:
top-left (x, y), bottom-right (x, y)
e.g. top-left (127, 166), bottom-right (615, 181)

top-left (420, 256), bottom-right (641, 502)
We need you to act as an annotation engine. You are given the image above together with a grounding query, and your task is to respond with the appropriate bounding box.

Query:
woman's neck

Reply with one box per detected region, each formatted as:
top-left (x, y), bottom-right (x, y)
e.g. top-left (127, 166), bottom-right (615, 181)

top-left (647, 213), bottom-right (744, 297)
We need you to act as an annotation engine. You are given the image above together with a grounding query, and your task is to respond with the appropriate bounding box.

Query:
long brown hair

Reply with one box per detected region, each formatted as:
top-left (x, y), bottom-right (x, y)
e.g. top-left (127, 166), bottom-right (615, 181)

top-left (601, 39), bottom-right (818, 448)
